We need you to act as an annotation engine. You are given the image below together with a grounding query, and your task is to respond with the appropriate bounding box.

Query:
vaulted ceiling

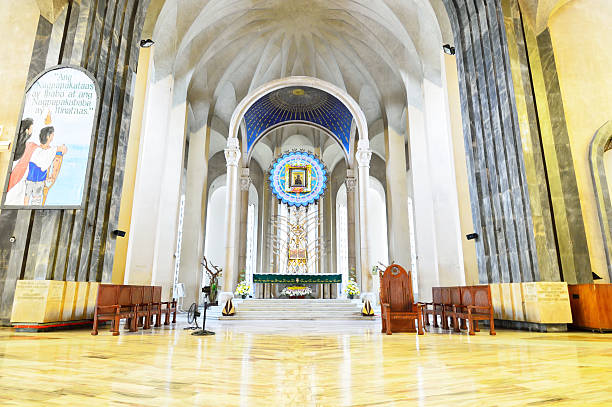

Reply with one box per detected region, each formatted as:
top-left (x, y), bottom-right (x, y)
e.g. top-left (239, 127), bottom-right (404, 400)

top-left (145, 0), bottom-right (454, 139)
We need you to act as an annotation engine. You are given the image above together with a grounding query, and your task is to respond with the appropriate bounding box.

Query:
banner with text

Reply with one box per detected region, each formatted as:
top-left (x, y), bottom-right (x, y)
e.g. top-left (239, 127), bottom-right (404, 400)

top-left (2, 66), bottom-right (98, 208)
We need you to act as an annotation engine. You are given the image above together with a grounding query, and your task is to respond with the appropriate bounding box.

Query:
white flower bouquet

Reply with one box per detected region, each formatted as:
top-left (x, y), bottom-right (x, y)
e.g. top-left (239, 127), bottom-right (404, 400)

top-left (281, 286), bottom-right (312, 297)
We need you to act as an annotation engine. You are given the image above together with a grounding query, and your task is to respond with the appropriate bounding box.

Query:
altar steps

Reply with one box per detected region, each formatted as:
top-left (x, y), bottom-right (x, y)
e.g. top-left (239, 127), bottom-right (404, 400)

top-left (211, 299), bottom-right (372, 320)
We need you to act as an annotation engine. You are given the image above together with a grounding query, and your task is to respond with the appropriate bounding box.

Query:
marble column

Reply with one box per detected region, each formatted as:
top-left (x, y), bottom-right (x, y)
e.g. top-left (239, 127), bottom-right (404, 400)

top-left (356, 139), bottom-right (373, 296)
top-left (221, 137), bottom-right (241, 304)
top-left (178, 125), bottom-right (208, 307)
top-left (237, 171), bottom-right (251, 286)
top-left (346, 173), bottom-right (357, 282)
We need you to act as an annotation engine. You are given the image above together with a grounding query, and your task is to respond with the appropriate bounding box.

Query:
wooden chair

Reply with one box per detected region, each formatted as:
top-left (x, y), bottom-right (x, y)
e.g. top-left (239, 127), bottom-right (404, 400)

top-left (446, 287), bottom-right (463, 332)
top-left (379, 264), bottom-right (424, 335)
top-left (92, 284), bottom-right (136, 336)
top-left (151, 286), bottom-right (163, 327)
top-left (162, 293), bottom-right (177, 325)
top-left (440, 287), bottom-right (451, 329)
top-left (138, 286), bottom-right (154, 329)
top-left (423, 287), bottom-right (443, 327)
top-left (449, 286), bottom-right (496, 335)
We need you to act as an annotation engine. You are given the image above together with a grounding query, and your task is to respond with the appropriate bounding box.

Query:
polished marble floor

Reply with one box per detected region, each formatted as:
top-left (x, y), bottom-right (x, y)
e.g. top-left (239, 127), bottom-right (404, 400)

top-left (0, 316), bottom-right (611, 406)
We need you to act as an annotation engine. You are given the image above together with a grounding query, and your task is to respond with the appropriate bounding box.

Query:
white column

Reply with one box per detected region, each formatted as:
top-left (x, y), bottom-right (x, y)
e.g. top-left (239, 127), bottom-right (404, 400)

top-left (385, 126), bottom-right (412, 269)
top-left (345, 174), bottom-right (357, 281)
top-left (220, 137), bottom-right (241, 305)
top-left (178, 125), bottom-right (209, 307)
top-left (237, 171), bottom-right (251, 285)
top-left (356, 139), bottom-right (373, 297)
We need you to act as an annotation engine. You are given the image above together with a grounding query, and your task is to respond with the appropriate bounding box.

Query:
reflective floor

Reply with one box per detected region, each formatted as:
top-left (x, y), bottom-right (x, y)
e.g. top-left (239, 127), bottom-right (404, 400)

top-left (0, 316), bottom-right (611, 406)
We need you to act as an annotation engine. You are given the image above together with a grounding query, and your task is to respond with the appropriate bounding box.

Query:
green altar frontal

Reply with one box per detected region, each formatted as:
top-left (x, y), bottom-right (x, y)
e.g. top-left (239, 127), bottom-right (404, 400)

top-left (253, 274), bottom-right (342, 284)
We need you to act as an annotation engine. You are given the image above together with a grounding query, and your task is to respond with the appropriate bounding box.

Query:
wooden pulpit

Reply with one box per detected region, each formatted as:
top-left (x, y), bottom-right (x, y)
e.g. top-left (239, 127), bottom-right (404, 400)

top-left (379, 264), bottom-right (424, 335)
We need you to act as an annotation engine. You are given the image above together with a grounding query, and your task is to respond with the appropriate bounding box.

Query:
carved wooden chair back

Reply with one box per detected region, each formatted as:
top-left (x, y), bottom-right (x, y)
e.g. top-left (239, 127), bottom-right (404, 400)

top-left (473, 285), bottom-right (491, 308)
top-left (450, 287), bottom-right (461, 306)
top-left (117, 285), bottom-right (132, 307)
top-left (380, 264), bottom-right (414, 312)
top-left (153, 286), bottom-right (162, 303)
top-left (97, 284), bottom-right (118, 308)
top-left (432, 287), bottom-right (442, 304)
top-left (441, 287), bottom-right (451, 305)
top-left (143, 286), bottom-right (153, 304)
top-left (461, 286), bottom-right (474, 308)
top-left (131, 285), bottom-right (143, 305)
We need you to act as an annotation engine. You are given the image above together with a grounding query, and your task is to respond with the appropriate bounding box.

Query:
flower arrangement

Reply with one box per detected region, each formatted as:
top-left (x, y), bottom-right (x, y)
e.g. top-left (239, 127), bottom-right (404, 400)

top-left (345, 279), bottom-right (360, 299)
top-left (235, 281), bottom-right (252, 298)
top-left (281, 286), bottom-right (312, 297)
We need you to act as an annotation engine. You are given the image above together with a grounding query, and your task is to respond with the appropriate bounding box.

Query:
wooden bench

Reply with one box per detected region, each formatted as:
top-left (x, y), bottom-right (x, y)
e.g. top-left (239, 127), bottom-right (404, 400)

top-left (379, 264), bottom-right (424, 335)
top-left (91, 284), bottom-right (136, 336)
top-left (424, 285), bottom-right (496, 335)
top-left (91, 284), bottom-right (176, 336)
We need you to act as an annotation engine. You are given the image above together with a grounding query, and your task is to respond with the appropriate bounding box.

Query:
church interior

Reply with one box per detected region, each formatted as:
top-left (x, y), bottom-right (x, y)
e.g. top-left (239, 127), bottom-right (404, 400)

top-left (0, 0), bottom-right (611, 405)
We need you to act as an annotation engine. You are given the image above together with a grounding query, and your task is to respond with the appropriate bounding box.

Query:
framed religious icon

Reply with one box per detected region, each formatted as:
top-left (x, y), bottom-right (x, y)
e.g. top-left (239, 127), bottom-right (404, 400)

top-left (285, 165), bottom-right (311, 193)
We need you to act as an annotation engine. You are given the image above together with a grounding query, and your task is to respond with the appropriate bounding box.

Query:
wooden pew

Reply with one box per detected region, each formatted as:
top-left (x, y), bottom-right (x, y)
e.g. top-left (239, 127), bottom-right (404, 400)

top-left (91, 284), bottom-right (136, 336)
top-left (379, 264), bottom-right (424, 335)
top-left (92, 284), bottom-right (166, 335)
top-left (448, 286), bottom-right (496, 335)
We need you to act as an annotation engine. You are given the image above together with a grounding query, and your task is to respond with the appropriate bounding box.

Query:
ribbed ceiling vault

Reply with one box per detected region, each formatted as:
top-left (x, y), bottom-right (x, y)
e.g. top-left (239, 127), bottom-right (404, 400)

top-left (146, 0), bottom-right (453, 162)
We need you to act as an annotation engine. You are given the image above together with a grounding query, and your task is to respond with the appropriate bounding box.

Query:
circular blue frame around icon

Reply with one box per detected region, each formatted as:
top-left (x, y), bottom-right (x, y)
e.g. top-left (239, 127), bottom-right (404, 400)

top-left (268, 150), bottom-right (327, 207)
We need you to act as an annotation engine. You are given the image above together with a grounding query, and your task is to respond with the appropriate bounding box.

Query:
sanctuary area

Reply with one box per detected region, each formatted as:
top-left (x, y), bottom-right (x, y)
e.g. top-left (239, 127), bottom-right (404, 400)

top-left (0, 0), bottom-right (611, 406)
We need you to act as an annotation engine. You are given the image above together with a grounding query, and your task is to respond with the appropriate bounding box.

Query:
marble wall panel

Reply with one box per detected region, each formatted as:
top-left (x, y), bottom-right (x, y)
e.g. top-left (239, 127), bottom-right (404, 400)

top-left (502, 0), bottom-right (592, 284)
top-left (443, 0), bottom-right (541, 284)
top-left (0, 0), bottom-right (151, 324)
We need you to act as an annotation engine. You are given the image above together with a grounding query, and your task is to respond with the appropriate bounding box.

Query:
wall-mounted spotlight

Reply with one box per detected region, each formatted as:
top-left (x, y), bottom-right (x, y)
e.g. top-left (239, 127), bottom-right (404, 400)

top-left (140, 39), bottom-right (155, 48)
top-left (466, 233), bottom-right (478, 241)
top-left (443, 44), bottom-right (456, 55)
top-left (112, 229), bottom-right (126, 238)
top-left (9, 236), bottom-right (16, 243)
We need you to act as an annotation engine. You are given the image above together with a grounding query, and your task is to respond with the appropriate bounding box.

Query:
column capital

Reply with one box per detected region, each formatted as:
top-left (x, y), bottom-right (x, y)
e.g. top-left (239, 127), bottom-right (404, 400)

top-left (224, 137), bottom-right (241, 166)
top-left (356, 139), bottom-right (372, 168)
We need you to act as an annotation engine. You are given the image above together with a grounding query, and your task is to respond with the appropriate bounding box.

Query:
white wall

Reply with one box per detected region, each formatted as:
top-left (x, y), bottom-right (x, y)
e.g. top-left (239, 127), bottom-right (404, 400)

top-left (205, 185), bottom-right (228, 274)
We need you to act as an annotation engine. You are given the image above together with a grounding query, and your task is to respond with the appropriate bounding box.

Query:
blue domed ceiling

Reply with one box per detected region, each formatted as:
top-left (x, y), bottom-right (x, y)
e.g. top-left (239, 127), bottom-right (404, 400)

top-left (243, 86), bottom-right (353, 154)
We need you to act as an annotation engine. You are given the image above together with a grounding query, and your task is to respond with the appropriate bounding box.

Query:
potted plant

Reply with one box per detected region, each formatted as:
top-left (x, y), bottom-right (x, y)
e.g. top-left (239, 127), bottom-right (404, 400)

top-left (202, 256), bottom-right (222, 304)
top-left (345, 280), bottom-right (360, 299)
top-left (235, 280), bottom-right (252, 299)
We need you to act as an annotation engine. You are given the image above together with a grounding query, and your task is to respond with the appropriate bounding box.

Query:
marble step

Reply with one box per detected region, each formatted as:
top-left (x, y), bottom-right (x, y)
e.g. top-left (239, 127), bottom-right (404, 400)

top-left (204, 300), bottom-right (375, 320)
top-left (218, 315), bottom-right (369, 320)
top-left (238, 299), bottom-right (356, 304)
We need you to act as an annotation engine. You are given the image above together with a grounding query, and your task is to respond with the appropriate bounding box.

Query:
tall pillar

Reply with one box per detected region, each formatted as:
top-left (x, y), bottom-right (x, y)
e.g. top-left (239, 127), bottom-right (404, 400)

top-left (178, 125), bottom-right (209, 307)
top-left (346, 173), bottom-right (357, 282)
top-left (356, 139), bottom-right (373, 296)
top-left (259, 184), bottom-right (270, 274)
top-left (221, 137), bottom-right (241, 304)
top-left (237, 171), bottom-right (251, 286)
top-left (384, 126), bottom-right (412, 269)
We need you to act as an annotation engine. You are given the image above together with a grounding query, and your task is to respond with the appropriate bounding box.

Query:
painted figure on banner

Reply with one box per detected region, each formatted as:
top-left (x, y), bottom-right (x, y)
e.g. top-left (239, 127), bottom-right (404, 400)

top-left (7, 114), bottom-right (67, 205)
top-left (2, 66), bottom-right (97, 208)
